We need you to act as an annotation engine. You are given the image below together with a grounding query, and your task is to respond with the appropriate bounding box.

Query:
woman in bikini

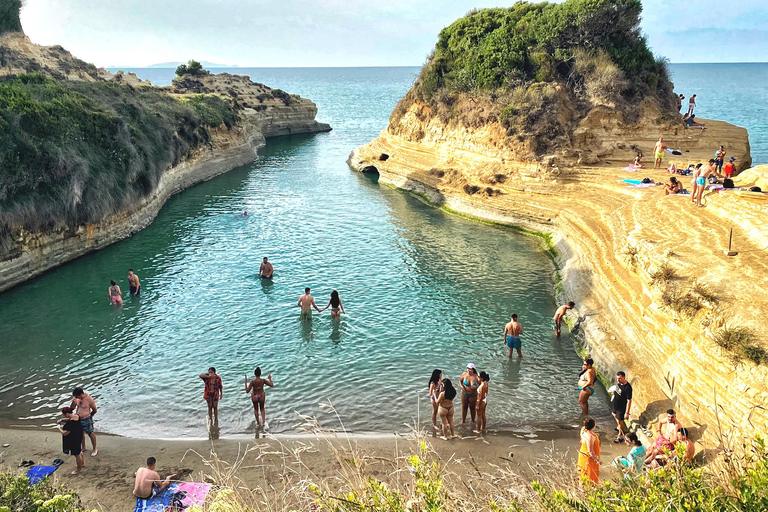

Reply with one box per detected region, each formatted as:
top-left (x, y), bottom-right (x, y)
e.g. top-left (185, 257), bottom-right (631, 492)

top-left (320, 290), bottom-right (345, 320)
top-left (108, 280), bottom-right (123, 306)
top-left (474, 371), bottom-right (490, 434)
top-left (428, 369), bottom-right (443, 432)
top-left (578, 358), bottom-right (596, 415)
top-left (244, 367), bottom-right (274, 431)
top-left (459, 364), bottom-right (480, 427)
top-left (436, 379), bottom-right (457, 440)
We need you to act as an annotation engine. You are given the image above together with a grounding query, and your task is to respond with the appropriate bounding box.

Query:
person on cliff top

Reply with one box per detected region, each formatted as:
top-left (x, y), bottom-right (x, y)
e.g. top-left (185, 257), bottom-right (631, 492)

top-left (664, 176), bottom-right (683, 195)
top-left (693, 159), bottom-right (721, 207)
top-left (724, 157), bottom-right (736, 179)
top-left (609, 371), bottom-right (633, 443)
top-left (459, 364), bottom-right (480, 427)
top-left (128, 269), bottom-right (141, 296)
top-left (552, 302), bottom-right (575, 337)
top-left (503, 314), bottom-right (524, 358)
top-left (199, 367), bottom-right (223, 425)
top-left (70, 387), bottom-right (98, 456)
top-left (57, 407), bottom-right (84, 475)
top-left (676, 94), bottom-right (684, 113)
top-left (259, 257), bottom-right (274, 279)
top-left (245, 366), bottom-right (274, 432)
top-left (714, 145), bottom-right (726, 174)
top-left (297, 287), bottom-right (322, 320)
top-left (687, 94), bottom-right (697, 116)
top-left (108, 279), bottom-right (123, 306)
top-left (578, 416), bottom-right (601, 487)
top-left (653, 137), bottom-right (666, 169)
top-left (578, 358), bottom-right (596, 415)
top-left (690, 163), bottom-right (704, 205)
top-left (644, 409), bottom-right (682, 465)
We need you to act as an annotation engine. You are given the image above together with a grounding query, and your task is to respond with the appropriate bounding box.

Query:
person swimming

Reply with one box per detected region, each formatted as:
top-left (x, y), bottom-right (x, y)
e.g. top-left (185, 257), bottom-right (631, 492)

top-left (319, 290), bottom-right (345, 319)
top-left (245, 367), bottom-right (274, 431)
top-left (108, 280), bottom-right (123, 306)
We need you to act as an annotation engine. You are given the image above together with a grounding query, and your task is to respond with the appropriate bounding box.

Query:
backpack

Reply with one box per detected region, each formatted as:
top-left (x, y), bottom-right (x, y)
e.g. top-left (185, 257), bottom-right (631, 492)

top-left (641, 177), bottom-right (652, 184)
top-left (723, 178), bottom-right (734, 189)
top-left (749, 186), bottom-right (763, 193)
top-left (707, 175), bottom-right (719, 184)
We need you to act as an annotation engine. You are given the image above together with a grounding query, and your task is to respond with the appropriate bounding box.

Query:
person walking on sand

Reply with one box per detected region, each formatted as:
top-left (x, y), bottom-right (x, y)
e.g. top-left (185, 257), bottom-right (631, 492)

top-left (578, 358), bottom-right (596, 415)
top-left (133, 457), bottom-right (176, 500)
top-left (319, 290), bottom-right (345, 319)
top-left (578, 417), bottom-right (601, 487)
top-left (297, 287), bottom-right (321, 320)
top-left (653, 137), bottom-right (666, 169)
top-left (687, 94), bottom-right (696, 116)
top-left (503, 314), bottom-right (524, 358)
top-left (57, 407), bottom-right (84, 475)
top-left (259, 257), bottom-right (274, 279)
top-left (108, 280), bottom-right (122, 306)
top-left (610, 371), bottom-right (633, 443)
top-left (459, 363), bottom-right (480, 427)
top-left (436, 378), bottom-right (458, 440)
top-left (428, 369), bottom-right (443, 432)
top-left (245, 367), bottom-right (274, 431)
top-left (70, 387), bottom-right (98, 456)
top-left (474, 371), bottom-right (490, 434)
top-left (199, 367), bottom-right (223, 424)
top-left (553, 301), bottom-right (575, 337)
top-left (127, 269), bottom-right (141, 296)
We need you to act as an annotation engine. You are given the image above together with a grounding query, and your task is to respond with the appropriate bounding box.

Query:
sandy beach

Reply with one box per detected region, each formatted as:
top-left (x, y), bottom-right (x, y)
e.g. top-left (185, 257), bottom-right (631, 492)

top-left (0, 424), bottom-right (626, 510)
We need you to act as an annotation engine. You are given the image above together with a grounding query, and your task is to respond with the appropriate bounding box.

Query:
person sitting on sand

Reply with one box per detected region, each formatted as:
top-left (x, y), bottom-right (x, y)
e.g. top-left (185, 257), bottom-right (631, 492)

top-left (644, 409), bottom-right (682, 465)
top-left (650, 427), bottom-right (696, 469)
top-left (133, 457), bottom-right (176, 499)
top-left (578, 417), bottom-right (601, 486)
top-left (553, 301), bottom-right (575, 337)
top-left (108, 280), bottom-right (122, 306)
top-left (297, 287), bottom-right (322, 320)
top-left (665, 177), bottom-right (683, 195)
top-left (684, 113), bottom-right (705, 129)
top-left (474, 371), bottom-right (490, 434)
top-left (578, 358), bottom-right (596, 415)
top-left (436, 379), bottom-right (458, 440)
top-left (653, 137), bottom-right (666, 169)
top-left (613, 432), bottom-right (646, 475)
top-left (319, 290), bottom-right (345, 319)
top-left (259, 257), bottom-right (274, 279)
top-left (633, 152), bottom-right (643, 168)
top-left (428, 369), bottom-right (443, 432)
top-left (245, 367), bottom-right (274, 431)
top-left (199, 367), bottom-right (223, 424)
top-left (459, 363), bottom-right (480, 427)
top-left (57, 407), bottom-right (84, 475)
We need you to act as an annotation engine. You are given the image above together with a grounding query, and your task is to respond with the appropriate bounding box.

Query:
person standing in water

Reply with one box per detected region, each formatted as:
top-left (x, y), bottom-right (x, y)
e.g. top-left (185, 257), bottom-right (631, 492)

top-left (428, 369), bottom-right (443, 432)
top-left (297, 287), bottom-right (322, 320)
top-left (578, 358), bottom-right (597, 415)
top-left (474, 371), bottom-right (490, 434)
top-left (319, 290), bottom-right (345, 319)
top-left (259, 257), bottom-right (274, 279)
top-left (436, 378), bottom-right (458, 440)
top-left (71, 387), bottom-right (98, 456)
top-left (199, 367), bottom-right (223, 424)
top-left (108, 280), bottom-right (123, 306)
top-left (459, 364), bottom-right (480, 427)
top-left (553, 301), bottom-right (576, 337)
top-left (245, 367), bottom-right (274, 431)
top-left (503, 314), bottom-right (524, 358)
top-left (127, 269), bottom-right (141, 296)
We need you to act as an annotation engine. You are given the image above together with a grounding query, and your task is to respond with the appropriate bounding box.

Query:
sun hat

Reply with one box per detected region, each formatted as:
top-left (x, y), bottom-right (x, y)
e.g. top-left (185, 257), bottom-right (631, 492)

top-left (729, 157), bottom-right (736, 162)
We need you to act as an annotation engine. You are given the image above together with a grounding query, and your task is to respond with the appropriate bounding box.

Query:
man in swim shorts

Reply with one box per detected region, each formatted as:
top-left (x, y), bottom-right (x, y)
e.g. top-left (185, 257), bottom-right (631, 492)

top-left (687, 94), bottom-right (696, 116)
top-left (644, 409), bottom-right (682, 465)
top-left (199, 367), bottom-right (223, 424)
top-left (610, 371), bottom-right (633, 443)
top-left (128, 269), bottom-right (141, 296)
top-left (259, 257), bottom-right (274, 279)
top-left (298, 287), bottom-right (321, 319)
top-left (503, 314), bottom-right (524, 358)
top-left (553, 301), bottom-right (576, 337)
top-left (71, 387), bottom-right (99, 456)
top-left (693, 159), bottom-right (720, 207)
top-left (653, 137), bottom-right (666, 169)
top-left (133, 457), bottom-right (176, 499)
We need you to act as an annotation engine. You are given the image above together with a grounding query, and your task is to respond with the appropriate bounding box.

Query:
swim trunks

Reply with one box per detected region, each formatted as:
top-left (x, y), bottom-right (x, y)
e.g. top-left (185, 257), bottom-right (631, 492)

top-left (696, 176), bottom-right (706, 186)
top-left (656, 152), bottom-right (664, 161)
top-left (300, 309), bottom-right (312, 319)
top-left (80, 416), bottom-right (94, 435)
top-left (129, 286), bottom-right (140, 296)
top-left (506, 336), bottom-right (521, 349)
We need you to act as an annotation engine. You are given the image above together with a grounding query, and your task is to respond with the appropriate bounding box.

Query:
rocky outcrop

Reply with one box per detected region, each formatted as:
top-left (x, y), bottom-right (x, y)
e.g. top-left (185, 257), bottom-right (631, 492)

top-left (351, 102), bottom-right (768, 452)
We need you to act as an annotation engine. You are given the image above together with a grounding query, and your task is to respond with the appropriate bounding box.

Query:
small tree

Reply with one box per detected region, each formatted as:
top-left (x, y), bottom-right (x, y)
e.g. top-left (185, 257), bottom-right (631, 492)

top-left (175, 60), bottom-right (209, 77)
top-left (0, 0), bottom-right (23, 35)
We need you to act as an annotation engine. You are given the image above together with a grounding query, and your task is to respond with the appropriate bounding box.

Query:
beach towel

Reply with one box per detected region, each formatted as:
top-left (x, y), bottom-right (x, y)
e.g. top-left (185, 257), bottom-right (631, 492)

top-left (134, 482), bottom-right (211, 512)
top-left (621, 165), bottom-right (641, 172)
top-left (626, 183), bottom-right (659, 188)
top-left (622, 179), bottom-right (643, 185)
top-left (26, 465), bottom-right (58, 485)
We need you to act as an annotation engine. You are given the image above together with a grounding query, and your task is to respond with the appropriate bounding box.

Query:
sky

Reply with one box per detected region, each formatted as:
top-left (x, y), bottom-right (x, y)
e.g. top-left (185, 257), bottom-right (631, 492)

top-left (18, 0), bottom-right (768, 67)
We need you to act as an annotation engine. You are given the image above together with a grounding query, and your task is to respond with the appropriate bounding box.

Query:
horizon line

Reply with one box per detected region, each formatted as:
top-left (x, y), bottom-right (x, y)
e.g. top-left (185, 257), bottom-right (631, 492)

top-left (105, 62), bottom-right (768, 69)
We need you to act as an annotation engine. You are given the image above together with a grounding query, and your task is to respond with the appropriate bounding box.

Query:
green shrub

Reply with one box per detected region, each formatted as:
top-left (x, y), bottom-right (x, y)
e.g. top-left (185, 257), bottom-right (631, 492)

top-left (180, 94), bottom-right (238, 128)
top-left (175, 60), bottom-right (210, 77)
top-left (715, 326), bottom-right (766, 365)
top-left (0, 0), bottom-right (22, 35)
top-left (0, 472), bottom-right (86, 511)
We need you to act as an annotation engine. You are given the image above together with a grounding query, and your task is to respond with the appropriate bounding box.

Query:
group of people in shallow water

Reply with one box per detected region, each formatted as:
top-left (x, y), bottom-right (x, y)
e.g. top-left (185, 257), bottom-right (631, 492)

top-left (428, 365), bottom-right (490, 439)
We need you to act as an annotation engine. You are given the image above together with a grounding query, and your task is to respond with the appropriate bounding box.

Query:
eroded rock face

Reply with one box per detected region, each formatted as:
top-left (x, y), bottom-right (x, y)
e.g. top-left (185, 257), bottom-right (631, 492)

top-left (350, 105), bottom-right (768, 451)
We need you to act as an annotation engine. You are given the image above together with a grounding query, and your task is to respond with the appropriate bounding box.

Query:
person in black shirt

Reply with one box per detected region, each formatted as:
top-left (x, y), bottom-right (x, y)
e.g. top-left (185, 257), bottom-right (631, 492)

top-left (611, 371), bottom-right (633, 443)
top-left (57, 407), bottom-right (85, 474)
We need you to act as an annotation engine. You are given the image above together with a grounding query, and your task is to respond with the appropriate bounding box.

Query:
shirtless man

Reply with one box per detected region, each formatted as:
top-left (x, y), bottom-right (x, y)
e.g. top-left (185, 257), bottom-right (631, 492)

top-left (108, 280), bottom-right (122, 306)
top-left (259, 257), bottom-right (274, 279)
top-left (245, 367), bottom-right (274, 431)
top-left (133, 457), bottom-right (176, 499)
top-left (199, 367), bottom-right (223, 424)
top-left (714, 145), bottom-right (726, 174)
top-left (553, 301), bottom-right (576, 337)
top-left (503, 314), bottom-right (524, 358)
top-left (676, 427), bottom-right (696, 463)
top-left (127, 269), bottom-right (140, 296)
top-left (687, 94), bottom-right (696, 116)
top-left (653, 137), bottom-right (666, 169)
top-left (297, 287), bottom-right (321, 320)
top-left (71, 387), bottom-right (98, 456)
top-left (644, 409), bottom-right (683, 465)
top-left (693, 159), bottom-right (720, 207)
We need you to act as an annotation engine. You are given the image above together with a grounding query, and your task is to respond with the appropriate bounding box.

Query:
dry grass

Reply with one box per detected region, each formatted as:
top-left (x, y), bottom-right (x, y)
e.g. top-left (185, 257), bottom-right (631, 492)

top-left (661, 285), bottom-right (703, 318)
top-left (648, 262), bottom-right (677, 285)
top-left (714, 326), bottom-right (766, 365)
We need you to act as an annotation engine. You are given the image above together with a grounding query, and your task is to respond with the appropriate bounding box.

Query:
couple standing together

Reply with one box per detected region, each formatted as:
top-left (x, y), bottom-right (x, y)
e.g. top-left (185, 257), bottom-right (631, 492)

top-left (297, 287), bottom-right (345, 319)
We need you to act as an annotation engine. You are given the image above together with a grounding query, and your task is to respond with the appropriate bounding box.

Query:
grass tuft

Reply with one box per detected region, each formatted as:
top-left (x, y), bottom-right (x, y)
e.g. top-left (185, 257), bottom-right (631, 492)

top-left (649, 262), bottom-right (677, 285)
top-left (715, 326), bottom-right (765, 365)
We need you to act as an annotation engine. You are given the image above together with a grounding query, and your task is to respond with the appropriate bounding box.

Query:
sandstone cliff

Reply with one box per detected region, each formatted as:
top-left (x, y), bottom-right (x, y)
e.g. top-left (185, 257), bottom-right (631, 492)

top-left (350, 106), bottom-right (767, 453)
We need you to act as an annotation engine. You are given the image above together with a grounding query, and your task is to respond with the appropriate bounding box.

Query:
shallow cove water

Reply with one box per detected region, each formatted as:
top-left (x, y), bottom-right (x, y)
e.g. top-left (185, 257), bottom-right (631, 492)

top-left (0, 68), bottom-right (610, 438)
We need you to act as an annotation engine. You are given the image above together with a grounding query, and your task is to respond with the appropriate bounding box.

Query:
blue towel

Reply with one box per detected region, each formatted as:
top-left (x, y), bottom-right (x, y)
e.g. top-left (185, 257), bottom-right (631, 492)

top-left (622, 179), bottom-right (643, 185)
top-left (26, 465), bottom-right (58, 485)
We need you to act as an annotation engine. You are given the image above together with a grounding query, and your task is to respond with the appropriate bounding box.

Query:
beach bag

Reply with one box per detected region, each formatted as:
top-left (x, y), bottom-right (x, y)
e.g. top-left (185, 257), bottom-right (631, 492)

top-left (641, 177), bottom-right (652, 184)
top-left (749, 186), bottom-right (762, 193)
top-left (707, 175), bottom-right (719, 184)
top-left (723, 178), bottom-right (734, 189)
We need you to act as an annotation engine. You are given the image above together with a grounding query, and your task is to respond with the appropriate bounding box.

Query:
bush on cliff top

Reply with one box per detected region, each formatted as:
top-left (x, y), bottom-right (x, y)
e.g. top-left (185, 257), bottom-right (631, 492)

top-left (0, 0), bottom-right (22, 36)
top-left (0, 73), bottom-right (236, 254)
